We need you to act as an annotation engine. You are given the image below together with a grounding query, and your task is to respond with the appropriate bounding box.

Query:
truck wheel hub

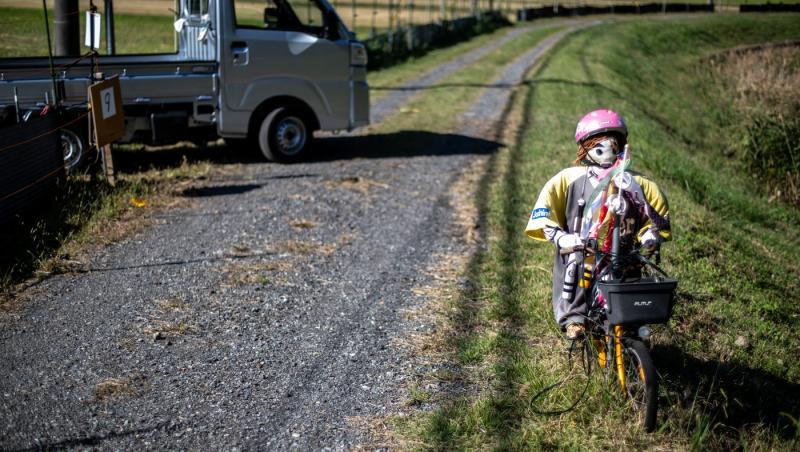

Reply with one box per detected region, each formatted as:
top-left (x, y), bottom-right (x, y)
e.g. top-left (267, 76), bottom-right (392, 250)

top-left (276, 117), bottom-right (305, 155)
top-left (61, 129), bottom-right (83, 171)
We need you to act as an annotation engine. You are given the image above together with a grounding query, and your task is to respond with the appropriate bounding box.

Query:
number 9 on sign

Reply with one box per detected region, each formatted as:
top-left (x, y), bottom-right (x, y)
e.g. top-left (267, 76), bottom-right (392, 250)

top-left (100, 87), bottom-right (116, 119)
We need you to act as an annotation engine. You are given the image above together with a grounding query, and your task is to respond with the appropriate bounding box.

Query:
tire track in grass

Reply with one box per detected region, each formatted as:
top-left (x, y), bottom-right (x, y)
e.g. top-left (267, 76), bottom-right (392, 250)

top-left (369, 21), bottom-right (582, 125)
top-left (458, 22), bottom-right (599, 138)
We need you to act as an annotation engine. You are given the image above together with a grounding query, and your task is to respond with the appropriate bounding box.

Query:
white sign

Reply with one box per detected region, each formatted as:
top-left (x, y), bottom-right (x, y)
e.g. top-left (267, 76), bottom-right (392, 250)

top-left (99, 87), bottom-right (116, 119)
top-left (85, 12), bottom-right (101, 49)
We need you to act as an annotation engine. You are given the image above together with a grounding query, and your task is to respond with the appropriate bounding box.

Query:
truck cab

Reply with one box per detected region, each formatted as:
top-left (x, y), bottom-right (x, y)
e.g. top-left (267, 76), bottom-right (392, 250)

top-left (214, 0), bottom-right (369, 161)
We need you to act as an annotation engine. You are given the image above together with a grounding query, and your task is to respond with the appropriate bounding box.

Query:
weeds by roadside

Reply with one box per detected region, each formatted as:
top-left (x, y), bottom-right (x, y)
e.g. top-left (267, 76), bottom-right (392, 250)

top-left (705, 43), bottom-right (800, 205)
top-left (93, 377), bottom-right (138, 401)
top-left (0, 144), bottom-right (222, 302)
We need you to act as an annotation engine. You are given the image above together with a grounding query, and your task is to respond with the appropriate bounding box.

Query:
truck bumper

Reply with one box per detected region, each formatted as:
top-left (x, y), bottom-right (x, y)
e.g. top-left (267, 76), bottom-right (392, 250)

top-left (351, 80), bottom-right (369, 129)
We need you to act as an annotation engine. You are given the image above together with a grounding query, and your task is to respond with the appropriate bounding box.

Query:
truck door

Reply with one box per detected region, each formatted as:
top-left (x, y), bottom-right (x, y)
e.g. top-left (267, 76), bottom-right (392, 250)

top-left (219, 0), bottom-right (352, 136)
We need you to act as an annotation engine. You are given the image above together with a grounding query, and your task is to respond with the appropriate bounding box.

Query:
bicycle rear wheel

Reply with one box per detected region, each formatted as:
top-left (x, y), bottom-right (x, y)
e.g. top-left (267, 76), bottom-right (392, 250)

top-left (620, 337), bottom-right (658, 432)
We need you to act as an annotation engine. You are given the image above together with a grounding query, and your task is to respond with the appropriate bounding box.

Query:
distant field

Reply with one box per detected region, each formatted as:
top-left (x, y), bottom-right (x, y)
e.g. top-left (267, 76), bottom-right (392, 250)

top-left (0, 7), bottom-right (174, 57)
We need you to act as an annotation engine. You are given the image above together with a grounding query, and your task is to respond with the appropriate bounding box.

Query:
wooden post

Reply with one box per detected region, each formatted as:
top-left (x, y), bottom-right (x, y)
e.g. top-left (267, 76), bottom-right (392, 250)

top-left (351, 0), bottom-right (357, 32)
top-left (101, 144), bottom-right (116, 186)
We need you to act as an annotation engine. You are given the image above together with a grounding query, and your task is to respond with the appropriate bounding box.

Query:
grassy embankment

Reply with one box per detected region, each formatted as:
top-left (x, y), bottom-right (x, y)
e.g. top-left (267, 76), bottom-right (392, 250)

top-left (392, 13), bottom-right (800, 450)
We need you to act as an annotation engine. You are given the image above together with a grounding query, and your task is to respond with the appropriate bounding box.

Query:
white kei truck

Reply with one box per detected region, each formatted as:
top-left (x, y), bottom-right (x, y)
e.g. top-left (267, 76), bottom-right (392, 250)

top-left (0, 0), bottom-right (370, 164)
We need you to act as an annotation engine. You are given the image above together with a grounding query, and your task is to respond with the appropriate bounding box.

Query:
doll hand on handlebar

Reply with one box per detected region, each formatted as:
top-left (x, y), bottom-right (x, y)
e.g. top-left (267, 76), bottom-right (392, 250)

top-left (639, 229), bottom-right (661, 251)
top-left (556, 233), bottom-right (583, 250)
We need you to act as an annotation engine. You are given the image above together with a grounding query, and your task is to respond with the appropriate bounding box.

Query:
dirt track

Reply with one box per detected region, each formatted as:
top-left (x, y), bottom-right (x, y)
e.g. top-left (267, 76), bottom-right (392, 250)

top-left (0, 22), bottom-right (590, 450)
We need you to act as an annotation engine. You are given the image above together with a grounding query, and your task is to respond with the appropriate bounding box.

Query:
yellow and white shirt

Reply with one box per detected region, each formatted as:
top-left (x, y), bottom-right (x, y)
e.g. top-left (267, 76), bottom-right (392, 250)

top-left (525, 166), bottom-right (671, 244)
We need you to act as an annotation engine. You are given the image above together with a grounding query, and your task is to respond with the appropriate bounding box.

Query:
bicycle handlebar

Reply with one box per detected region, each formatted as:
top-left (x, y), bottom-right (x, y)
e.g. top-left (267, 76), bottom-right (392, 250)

top-left (559, 245), bottom-right (585, 255)
top-left (559, 242), bottom-right (661, 256)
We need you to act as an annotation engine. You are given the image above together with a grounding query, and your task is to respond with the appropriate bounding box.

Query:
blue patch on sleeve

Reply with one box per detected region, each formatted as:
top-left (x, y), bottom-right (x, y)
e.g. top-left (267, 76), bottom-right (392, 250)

top-left (531, 208), bottom-right (550, 220)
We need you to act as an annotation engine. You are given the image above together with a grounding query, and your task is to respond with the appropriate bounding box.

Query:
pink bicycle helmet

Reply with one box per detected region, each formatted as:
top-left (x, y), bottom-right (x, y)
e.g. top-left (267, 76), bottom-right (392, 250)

top-left (574, 109), bottom-right (627, 144)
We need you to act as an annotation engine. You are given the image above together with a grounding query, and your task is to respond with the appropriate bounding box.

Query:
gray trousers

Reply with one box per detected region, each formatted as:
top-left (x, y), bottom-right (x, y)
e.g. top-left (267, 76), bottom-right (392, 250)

top-left (551, 250), bottom-right (588, 330)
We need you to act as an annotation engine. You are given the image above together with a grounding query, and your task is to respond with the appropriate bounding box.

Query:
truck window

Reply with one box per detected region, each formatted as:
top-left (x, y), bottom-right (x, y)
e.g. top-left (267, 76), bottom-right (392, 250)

top-left (188, 0), bottom-right (210, 17)
top-left (234, 0), bottom-right (325, 36)
top-left (283, 0), bottom-right (324, 29)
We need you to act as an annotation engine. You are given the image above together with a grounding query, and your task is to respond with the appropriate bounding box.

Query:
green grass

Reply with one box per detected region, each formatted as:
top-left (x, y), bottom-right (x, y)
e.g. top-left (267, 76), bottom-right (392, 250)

top-left (399, 13), bottom-right (800, 450)
top-left (1, 174), bottom-right (147, 289)
top-left (0, 156), bottom-right (217, 294)
top-left (368, 19), bottom-right (579, 102)
top-left (0, 7), bottom-right (175, 58)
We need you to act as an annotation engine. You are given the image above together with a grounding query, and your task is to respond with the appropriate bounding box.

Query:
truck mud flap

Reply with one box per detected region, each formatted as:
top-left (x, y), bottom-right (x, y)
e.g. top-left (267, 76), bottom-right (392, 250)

top-left (150, 111), bottom-right (189, 144)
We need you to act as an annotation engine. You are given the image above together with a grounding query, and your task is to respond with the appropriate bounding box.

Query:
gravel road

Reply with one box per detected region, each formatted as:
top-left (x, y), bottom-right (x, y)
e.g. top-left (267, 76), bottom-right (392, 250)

top-left (0, 22), bottom-right (590, 450)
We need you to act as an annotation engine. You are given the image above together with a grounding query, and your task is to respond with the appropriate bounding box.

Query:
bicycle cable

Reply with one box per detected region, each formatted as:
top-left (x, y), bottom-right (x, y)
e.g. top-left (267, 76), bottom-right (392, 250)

top-left (528, 336), bottom-right (594, 416)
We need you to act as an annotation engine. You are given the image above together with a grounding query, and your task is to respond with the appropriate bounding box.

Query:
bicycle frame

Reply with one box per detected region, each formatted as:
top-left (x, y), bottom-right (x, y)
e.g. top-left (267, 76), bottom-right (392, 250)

top-left (578, 210), bottom-right (667, 432)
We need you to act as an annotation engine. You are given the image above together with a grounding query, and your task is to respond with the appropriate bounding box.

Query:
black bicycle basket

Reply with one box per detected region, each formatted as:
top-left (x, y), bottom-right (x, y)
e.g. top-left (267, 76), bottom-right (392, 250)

top-left (598, 277), bottom-right (678, 326)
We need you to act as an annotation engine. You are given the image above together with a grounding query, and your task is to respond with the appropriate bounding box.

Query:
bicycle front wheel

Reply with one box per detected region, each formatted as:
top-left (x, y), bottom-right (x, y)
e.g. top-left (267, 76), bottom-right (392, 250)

top-left (620, 337), bottom-right (658, 432)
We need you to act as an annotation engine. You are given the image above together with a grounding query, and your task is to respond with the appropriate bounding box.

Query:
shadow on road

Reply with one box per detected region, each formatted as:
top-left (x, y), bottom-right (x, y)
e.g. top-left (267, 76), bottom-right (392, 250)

top-left (111, 130), bottom-right (503, 174)
top-left (182, 183), bottom-right (264, 197)
top-left (312, 130), bottom-right (502, 161)
top-left (7, 422), bottom-right (175, 452)
top-left (370, 81), bottom-right (532, 92)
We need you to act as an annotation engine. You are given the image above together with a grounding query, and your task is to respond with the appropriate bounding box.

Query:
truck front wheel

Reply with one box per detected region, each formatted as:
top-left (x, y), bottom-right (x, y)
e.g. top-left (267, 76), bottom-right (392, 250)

top-left (256, 107), bottom-right (313, 163)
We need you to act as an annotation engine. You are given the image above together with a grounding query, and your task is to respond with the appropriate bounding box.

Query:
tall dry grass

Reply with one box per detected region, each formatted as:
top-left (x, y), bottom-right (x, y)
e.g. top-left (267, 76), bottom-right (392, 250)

top-left (709, 44), bottom-right (800, 205)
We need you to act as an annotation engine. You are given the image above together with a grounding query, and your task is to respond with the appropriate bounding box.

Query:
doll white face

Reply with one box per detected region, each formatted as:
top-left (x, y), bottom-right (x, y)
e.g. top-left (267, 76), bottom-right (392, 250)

top-left (588, 139), bottom-right (618, 167)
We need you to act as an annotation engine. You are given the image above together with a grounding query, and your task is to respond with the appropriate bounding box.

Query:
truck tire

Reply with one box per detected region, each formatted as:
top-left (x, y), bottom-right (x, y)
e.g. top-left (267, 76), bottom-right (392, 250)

top-left (255, 107), bottom-right (313, 163)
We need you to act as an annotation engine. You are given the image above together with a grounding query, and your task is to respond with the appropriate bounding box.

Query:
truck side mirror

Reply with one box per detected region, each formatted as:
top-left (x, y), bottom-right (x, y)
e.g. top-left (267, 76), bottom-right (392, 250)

top-left (264, 7), bottom-right (279, 28)
top-left (322, 10), bottom-right (340, 40)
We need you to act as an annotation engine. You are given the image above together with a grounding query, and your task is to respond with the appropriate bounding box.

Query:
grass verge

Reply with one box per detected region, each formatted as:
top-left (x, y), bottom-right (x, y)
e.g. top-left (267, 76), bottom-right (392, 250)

top-left (367, 24), bottom-right (516, 102)
top-left (0, 144), bottom-right (226, 301)
top-left (397, 13), bottom-right (800, 449)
